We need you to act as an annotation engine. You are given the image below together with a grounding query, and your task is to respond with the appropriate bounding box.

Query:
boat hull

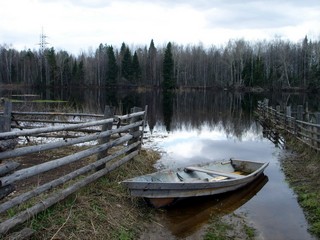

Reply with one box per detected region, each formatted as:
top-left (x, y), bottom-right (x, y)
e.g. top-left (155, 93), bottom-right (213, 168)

top-left (122, 159), bottom-right (268, 207)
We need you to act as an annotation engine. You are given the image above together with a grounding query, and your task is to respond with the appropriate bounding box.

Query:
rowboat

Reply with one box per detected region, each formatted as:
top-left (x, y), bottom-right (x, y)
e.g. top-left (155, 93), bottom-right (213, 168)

top-left (121, 158), bottom-right (269, 208)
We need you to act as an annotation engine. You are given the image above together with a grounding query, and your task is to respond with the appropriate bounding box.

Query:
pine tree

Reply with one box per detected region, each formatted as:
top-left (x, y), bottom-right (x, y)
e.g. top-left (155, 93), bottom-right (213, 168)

top-left (46, 47), bottom-right (57, 87)
top-left (122, 47), bottom-right (132, 81)
top-left (106, 46), bottom-right (118, 85)
top-left (132, 51), bottom-right (141, 83)
top-left (147, 39), bottom-right (157, 86)
top-left (162, 42), bottom-right (175, 90)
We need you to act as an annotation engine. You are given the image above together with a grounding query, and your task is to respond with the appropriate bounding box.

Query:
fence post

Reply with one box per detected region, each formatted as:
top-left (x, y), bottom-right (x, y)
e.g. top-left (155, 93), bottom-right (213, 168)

top-left (0, 100), bottom-right (18, 153)
top-left (315, 113), bottom-right (320, 150)
top-left (96, 106), bottom-right (114, 171)
top-left (263, 99), bottom-right (269, 118)
top-left (276, 105), bottom-right (281, 126)
top-left (0, 99), bottom-right (12, 133)
top-left (128, 107), bottom-right (143, 153)
top-left (305, 102), bottom-right (309, 122)
top-left (140, 105), bottom-right (148, 151)
top-left (297, 105), bottom-right (303, 121)
top-left (0, 100), bottom-right (16, 198)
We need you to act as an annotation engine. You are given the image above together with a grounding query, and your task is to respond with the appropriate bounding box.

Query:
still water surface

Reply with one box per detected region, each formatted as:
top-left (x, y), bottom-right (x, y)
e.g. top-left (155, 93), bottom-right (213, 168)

top-left (144, 121), bottom-right (314, 239)
top-left (2, 88), bottom-right (318, 239)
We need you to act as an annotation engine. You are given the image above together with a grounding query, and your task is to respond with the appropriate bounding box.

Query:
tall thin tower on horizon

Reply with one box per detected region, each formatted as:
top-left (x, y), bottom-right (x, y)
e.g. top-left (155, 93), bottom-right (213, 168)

top-left (39, 28), bottom-right (49, 53)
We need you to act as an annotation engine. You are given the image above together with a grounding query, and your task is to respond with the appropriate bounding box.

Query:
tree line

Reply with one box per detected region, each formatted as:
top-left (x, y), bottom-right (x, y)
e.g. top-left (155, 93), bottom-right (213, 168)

top-left (0, 36), bottom-right (319, 91)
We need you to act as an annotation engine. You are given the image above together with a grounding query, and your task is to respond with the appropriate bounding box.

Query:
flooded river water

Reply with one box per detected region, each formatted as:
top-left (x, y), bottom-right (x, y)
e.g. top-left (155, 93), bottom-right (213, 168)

top-left (144, 121), bottom-right (315, 239)
top-left (2, 87), bottom-right (318, 239)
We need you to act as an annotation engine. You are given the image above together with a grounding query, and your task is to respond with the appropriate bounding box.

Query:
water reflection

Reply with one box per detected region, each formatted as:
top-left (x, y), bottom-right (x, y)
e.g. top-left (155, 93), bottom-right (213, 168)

top-left (2, 87), bottom-right (319, 136)
top-left (149, 121), bottom-right (265, 169)
top-left (1, 88), bottom-right (317, 239)
top-left (162, 90), bottom-right (174, 132)
top-left (164, 174), bottom-right (268, 238)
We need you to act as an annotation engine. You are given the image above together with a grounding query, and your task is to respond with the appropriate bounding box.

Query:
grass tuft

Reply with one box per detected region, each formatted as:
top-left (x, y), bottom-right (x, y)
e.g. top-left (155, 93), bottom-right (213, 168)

top-left (4, 149), bottom-right (160, 239)
top-left (280, 137), bottom-right (320, 237)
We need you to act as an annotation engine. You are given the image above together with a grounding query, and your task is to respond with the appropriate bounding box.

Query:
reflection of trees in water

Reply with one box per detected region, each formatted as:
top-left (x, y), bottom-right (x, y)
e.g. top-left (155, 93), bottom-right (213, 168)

top-left (5, 87), bottom-right (319, 139)
top-left (162, 91), bottom-right (174, 132)
top-left (169, 91), bottom-right (256, 139)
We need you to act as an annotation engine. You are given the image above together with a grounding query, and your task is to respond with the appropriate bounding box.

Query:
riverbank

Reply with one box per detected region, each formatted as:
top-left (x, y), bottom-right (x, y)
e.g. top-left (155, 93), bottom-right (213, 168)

top-left (3, 144), bottom-right (318, 239)
top-left (3, 147), bottom-right (257, 239)
top-left (280, 140), bottom-right (320, 238)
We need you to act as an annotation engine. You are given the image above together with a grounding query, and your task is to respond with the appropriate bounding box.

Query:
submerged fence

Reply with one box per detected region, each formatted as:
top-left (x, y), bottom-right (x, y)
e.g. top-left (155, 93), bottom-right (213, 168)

top-left (0, 100), bottom-right (148, 238)
top-left (256, 99), bottom-right (320, 151)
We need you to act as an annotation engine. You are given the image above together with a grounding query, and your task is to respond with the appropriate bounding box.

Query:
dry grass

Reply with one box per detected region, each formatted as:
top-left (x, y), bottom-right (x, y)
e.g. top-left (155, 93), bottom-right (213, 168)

top-left (3, 148), bottom-right (160, 240)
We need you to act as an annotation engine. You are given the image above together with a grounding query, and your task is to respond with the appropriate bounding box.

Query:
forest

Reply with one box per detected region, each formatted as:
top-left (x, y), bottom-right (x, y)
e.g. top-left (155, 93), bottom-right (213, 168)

top-left (0, 36), bottom-right (320, 91)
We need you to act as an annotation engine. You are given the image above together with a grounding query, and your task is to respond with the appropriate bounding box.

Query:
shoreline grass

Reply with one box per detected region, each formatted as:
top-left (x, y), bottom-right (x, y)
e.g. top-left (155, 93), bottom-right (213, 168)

top-left (280, 138), bottom-right (320, 237)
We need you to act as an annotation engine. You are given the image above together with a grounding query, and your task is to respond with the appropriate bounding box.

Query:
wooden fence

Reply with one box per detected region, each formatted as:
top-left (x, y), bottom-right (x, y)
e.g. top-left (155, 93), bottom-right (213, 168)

top-left (256, 99), bottom-right (320, 151)
top-left (0, 100), bottom-right (148, 238)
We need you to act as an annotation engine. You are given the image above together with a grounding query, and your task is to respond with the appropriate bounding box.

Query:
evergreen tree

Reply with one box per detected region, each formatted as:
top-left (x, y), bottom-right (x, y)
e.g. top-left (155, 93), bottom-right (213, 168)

top-left (242, 55), bottom-right (265, 87)
top-left (118, 42), bottom-right (127, 79)
top-left (120, 42), bottom-right (127, 56)
top-left (162, 42), bottom-right (175, 90)
top-left (71, 59), bottom-right (84, 85)
top-left (46, 47), bottom-right (58, 87)
top-left (132, 51), bottom-right (142, 83)
top-left (106, 46), bottom-right (118, 85)
top-left (147, 39), bottom-right (157, 86)
top-left (72, 61), bottom-right (78, 85)
top-left (78, 59), bottom-right (84, 85)
top-left (122, 47), bottom-right (132, 81)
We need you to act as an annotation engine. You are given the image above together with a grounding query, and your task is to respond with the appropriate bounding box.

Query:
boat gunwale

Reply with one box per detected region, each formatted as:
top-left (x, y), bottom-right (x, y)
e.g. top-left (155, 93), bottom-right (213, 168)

top-left (122, 160), bottom-right (269, 191)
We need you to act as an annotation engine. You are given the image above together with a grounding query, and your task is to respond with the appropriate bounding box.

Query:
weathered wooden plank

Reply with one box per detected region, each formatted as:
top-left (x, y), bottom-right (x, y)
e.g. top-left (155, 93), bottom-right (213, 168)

top-left (0, 162), bottom-right (20, 177)
top-left (116, 111), bottom-right (145, 121)
top-left (128, 107), bottom-right (143, 153)
top-left (12, 118), bottom-right (85, 124)
top-left (96, 106), bottom-right (114, 170)
top-left (6, 227), bottom-right (35, 240)
top-left (12, 111), bottom-right (104, 118)
top-left (0, 116), bottom-right (10, 132)
top-left (0, 139), bottom-right (18, 153)
top-left (2, 100), bottom-right (12, 132)
top-left (0, 120), bottom-right (143, 160)
top-left (257, 100), bottom-right (320, 151)
top-left (0, 150), bottom-right (139, 235)
top-left (0, 118), bottom-right (114, 139)
top-left (0, 142), bottom-right (140, 213)
top-left (139, 105), bottom-right (148, 148)
top-left (0, 184), bottom-right (15, 199)
top-left (0, 134), bottom-right (132, 187)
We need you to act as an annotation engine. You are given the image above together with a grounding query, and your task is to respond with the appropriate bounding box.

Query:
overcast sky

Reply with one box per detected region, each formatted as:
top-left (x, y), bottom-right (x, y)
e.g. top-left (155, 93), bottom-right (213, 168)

top-left (1, 0), bottom-right (319, 55)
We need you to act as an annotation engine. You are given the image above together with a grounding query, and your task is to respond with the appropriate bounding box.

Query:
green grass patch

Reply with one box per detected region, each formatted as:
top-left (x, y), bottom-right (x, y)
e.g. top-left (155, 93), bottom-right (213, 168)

top-left (280, 138), bottom-right (320, 237)
top-left (204, 218), bottom-right (231, 240)
top-left (204, 213), bottom-right (256, 240)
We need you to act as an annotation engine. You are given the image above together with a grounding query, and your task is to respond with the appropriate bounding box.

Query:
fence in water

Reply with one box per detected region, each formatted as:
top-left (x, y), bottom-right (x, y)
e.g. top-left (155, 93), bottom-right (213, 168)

top-left (256, 99), bottom-right (320, 151)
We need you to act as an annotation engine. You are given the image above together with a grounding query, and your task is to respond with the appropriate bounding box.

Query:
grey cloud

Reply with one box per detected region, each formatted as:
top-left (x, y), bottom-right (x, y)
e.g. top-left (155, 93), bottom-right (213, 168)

top-left (203, 0), bottom-right (319, 30)
top-left (40, 0), bottom-right (112, 8)
top-left (205, 5), bottom-right (300, 29)
top-left (40, 0), bottom-right (320, 11)
top-left (124, 0), bottom-right (320, 10)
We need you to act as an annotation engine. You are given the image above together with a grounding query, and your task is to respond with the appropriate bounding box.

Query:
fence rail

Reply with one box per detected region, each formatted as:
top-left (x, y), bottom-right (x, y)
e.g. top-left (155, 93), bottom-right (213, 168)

top-left (0, 101), bottom-right (148, 237)
top-left (256, 99), bottom-right (320, 151)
